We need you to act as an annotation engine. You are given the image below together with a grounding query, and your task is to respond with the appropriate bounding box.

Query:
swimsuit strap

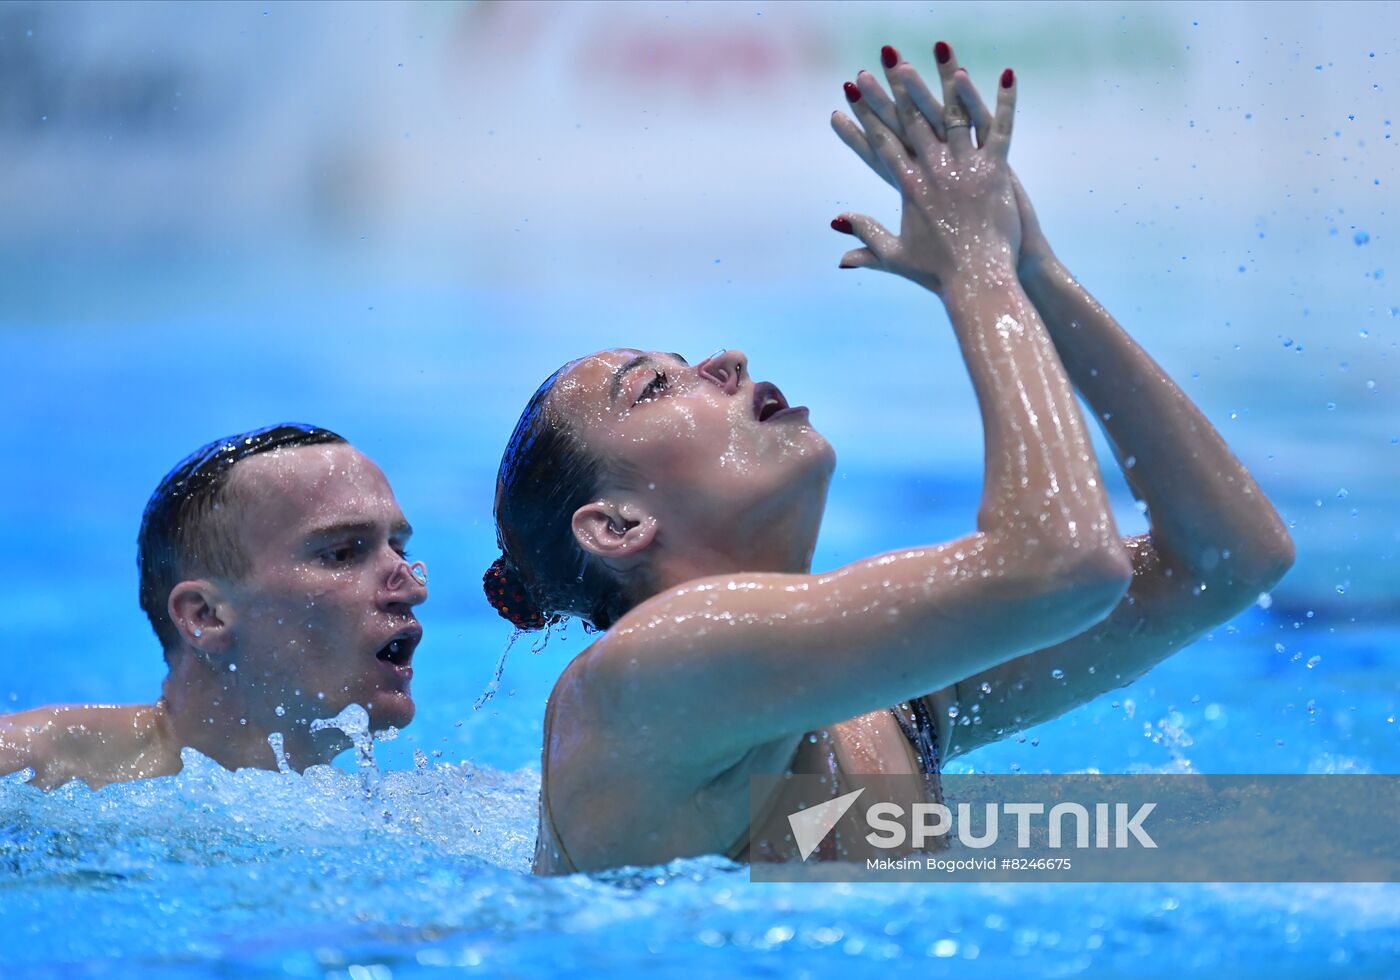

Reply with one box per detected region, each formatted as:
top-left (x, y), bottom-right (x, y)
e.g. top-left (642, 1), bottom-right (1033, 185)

top-left (894, 698), bottom-right (943, 777)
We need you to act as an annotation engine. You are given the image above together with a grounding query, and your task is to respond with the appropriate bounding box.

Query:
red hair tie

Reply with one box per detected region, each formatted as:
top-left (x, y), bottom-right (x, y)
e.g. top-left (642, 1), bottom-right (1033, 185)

top-left (483, 555), bottom-right (556, 631)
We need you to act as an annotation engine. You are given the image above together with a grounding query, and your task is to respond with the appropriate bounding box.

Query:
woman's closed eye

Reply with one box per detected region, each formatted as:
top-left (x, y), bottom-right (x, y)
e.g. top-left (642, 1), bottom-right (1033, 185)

top-left (634, 370), bottom-right (670, 405)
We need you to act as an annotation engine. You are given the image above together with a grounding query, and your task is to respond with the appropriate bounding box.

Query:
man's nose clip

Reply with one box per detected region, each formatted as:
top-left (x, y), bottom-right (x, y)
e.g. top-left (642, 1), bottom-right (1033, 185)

top-left (387, 559), bottom-right (429, 590)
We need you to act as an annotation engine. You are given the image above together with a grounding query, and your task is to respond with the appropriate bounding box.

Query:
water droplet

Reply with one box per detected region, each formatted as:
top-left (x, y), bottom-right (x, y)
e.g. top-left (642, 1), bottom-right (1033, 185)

top-left (275, 705), bottom-right (286, 717)
top-left (1306, 654), bottom-right (1323, 669)
top-left (947, 705), bottom-right (960, 718)
top-left (228, 663), bottom-right (237, 672)
top-left (1335, 584), bottom-right (1346, 594)
top-left (1051, 668), bottom-right (1065, 680)
top-left (192, 627), bottom-right (203, 637)
top-left (1274, 642), bottom-right (1286, 653)
top-left (980, 681), bottom-right (992, 694)
top-left (1030, 737), bottom-right (1040, 747)
top-left (1354, 231), bottom-right (1370, 245)
top-left (1327, 401), bottom-right (1337, 411)
top-left (1337, 488), bottom-right (1349, 499)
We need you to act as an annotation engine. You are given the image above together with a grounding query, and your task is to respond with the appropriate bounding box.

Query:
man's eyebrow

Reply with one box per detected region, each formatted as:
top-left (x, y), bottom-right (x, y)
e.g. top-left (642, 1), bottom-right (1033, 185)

top-left (303, 520), bottom-right (413, 542)
top-left (609, 354), bottom-right (653, 404)
top-left (667, 352), bottom-right (689, 366)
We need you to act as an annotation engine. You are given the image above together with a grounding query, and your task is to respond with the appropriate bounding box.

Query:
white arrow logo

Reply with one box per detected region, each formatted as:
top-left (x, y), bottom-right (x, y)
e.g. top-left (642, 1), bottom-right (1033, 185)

top-left (787, 788), bottom-right (866, 861)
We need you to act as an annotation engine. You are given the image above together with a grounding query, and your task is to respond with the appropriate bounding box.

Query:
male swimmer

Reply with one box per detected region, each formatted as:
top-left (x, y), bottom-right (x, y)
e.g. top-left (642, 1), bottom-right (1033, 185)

top-left (481, 45), bottom-right (1294, 874)
top-left (0, 424), bottom-right (427, 789)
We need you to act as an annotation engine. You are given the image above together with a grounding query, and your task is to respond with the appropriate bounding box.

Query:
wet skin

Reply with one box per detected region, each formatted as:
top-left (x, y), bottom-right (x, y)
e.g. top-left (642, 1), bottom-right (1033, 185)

top-left (0, 443), bottom-right (427, 789)
top-left (550, 347), bottom-right (837, 591)
top-left (531, 45), bottom-right (1294, 874)
top-left (216, 443), bottom-right (426, 739)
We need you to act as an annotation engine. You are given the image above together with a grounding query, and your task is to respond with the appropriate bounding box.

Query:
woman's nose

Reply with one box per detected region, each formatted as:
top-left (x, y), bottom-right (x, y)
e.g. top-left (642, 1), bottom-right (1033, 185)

top-left (697, 349), bottom-right (748, 395)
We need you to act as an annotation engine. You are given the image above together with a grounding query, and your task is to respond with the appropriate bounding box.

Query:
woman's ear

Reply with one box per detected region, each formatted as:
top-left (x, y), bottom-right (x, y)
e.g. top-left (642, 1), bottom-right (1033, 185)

top-left (572, 499), bottom-right (658, 566)
top-left (168, 580), bottom-right (236, 657)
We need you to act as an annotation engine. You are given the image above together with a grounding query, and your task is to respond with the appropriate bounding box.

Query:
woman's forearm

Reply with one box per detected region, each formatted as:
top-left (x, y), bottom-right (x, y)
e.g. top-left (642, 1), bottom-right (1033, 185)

top-left (1019, 256), bottom-right (1294, 583)
top-left (940, 269), bottom-right (1125, 566)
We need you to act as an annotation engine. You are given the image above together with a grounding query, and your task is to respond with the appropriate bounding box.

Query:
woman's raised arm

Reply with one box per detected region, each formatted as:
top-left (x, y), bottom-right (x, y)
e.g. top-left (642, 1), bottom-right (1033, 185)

top-left (930, 112), bottom-right (1294, 758)
top-left (837, 54), bottom-right (1294, 760)
top-left (575, 55), bottom-right (1132, 776)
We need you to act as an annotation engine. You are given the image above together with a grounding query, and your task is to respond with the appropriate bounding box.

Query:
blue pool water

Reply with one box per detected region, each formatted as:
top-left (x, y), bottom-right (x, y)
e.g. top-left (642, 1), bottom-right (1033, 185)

top-left (4, 2), bottom-right (1400, 973)
top-left (2, 281), bottom-right (1397, 976)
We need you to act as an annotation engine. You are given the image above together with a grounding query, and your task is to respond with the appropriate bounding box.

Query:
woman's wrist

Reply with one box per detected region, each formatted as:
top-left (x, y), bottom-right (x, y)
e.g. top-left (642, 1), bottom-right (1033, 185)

top-left (938, 256), bottom-right (1021, 307)
top-left (1016, 248), bottom-right (1062, 290)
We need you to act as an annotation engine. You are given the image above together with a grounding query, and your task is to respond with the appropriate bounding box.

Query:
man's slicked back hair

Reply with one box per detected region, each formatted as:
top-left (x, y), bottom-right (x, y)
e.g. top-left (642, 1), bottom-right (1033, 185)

top-left (137, 423), bottom-right (346, 657)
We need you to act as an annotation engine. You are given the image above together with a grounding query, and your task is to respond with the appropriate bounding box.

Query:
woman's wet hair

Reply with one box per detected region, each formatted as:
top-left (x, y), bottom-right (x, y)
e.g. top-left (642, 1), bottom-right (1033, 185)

top-left (487, 366), bottom-right (631, 633)
top-left (137, 423), bottom-right (346, 657)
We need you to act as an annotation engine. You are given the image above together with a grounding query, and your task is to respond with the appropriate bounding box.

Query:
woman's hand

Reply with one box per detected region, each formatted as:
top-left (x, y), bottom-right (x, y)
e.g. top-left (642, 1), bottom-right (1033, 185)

top-left (830, 42), bottom-right (1021, 296)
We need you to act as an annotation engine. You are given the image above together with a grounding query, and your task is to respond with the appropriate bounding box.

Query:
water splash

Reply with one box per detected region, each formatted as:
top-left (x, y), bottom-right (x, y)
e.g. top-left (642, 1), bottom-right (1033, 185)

top-left (310, 703), bottom-right (378, 793)
top-left (266, 731), bottom-right (292, 774)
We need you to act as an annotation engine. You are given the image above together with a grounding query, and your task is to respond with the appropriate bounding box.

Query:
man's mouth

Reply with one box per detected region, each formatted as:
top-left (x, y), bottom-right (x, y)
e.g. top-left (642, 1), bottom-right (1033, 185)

top-left (375, 628), bottom-right (421, 667)
top-left (752, 381), bottom-right (807, 423)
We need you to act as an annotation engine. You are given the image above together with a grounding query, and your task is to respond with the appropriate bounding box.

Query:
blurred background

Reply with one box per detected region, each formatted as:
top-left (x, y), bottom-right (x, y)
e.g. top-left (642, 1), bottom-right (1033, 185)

top-left (1, 0), bottom-right (1395, 772)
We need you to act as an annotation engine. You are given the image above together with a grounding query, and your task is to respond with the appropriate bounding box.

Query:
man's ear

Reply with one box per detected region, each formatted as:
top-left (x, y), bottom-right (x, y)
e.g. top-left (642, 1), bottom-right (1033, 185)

top-left (168, 580), bottom-right (235, 656)
top-left (572, 499), bottom-right (657, 567)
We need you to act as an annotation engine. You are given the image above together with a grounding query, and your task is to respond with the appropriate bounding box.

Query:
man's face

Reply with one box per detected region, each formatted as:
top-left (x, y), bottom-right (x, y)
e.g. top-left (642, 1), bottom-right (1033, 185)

top-left (220, 443), bottom-right (426, 733)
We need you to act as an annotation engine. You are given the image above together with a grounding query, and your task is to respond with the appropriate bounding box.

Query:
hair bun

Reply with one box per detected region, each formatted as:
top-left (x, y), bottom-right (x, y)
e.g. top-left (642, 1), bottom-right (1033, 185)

top-left (483, 555), bottom-right (555, 631)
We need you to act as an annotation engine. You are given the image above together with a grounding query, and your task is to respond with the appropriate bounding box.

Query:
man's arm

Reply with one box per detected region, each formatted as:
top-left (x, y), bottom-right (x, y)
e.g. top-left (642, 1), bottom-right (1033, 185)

top-left (0, 704), bottom-right (172, 790)
top-left (1, 708), bottom-right (60, 786)
top-left (925, 173), bottom-right (1294, 761)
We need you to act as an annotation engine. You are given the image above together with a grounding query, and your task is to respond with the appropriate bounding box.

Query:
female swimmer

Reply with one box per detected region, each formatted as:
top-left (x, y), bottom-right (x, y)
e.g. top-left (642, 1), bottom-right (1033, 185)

top-left (484, 43), bottom-right (1294, 873)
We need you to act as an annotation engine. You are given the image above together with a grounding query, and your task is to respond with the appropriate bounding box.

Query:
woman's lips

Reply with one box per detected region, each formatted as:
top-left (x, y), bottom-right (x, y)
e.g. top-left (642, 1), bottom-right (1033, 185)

top-left (752, 381), bottom-right (807, 422)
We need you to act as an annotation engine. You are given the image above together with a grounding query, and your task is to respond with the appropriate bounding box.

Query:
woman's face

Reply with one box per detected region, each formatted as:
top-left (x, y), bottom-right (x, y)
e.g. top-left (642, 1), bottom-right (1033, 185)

top-left (549, 348), bottom-right (837, 575)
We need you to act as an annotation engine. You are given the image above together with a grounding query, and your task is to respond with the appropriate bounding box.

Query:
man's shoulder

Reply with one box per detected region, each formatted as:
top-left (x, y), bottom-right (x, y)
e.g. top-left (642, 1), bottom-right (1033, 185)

top-left (0, 702), bottom-right (164, 789)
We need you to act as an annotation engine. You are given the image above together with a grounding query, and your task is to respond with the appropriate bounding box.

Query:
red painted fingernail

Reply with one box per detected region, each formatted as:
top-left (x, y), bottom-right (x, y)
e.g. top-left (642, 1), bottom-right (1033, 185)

top-left (1001, 68), bottom-right (1015, 89)
top-left (843, 81), bottom-right (861, 103)
top-left (881, 45), bottom-right (898, 69)
top-left (935, 41), bottom-right (951, 64)
top-left (831, 217), bottom-right (854, 234)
